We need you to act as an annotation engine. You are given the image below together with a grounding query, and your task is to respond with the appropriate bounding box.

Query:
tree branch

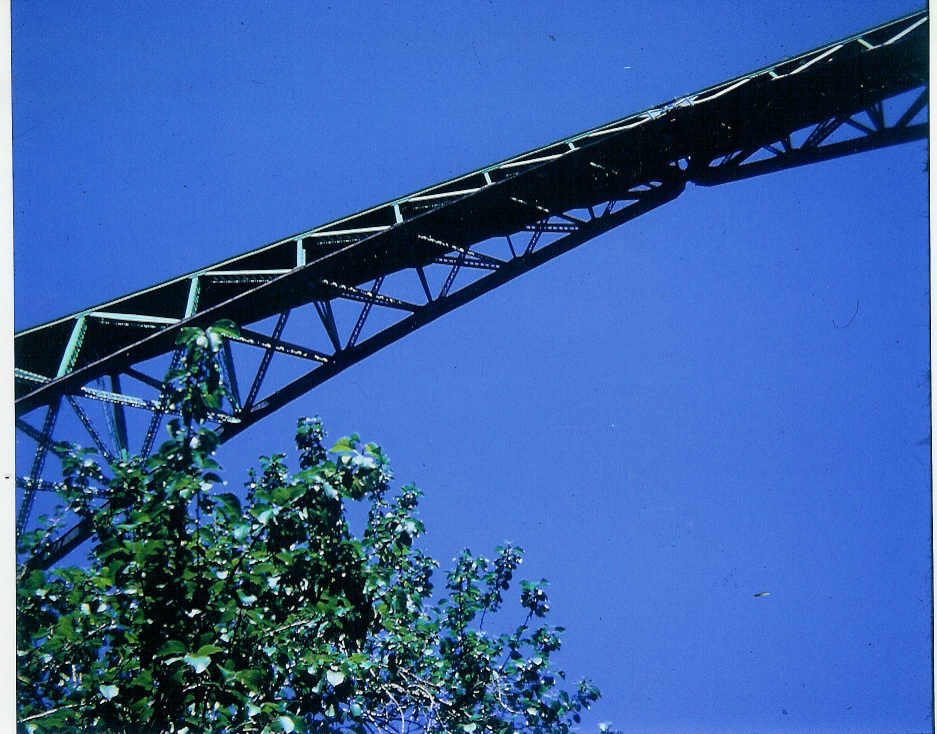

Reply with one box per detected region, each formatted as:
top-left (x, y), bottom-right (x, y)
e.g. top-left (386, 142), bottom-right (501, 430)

top-left (19, 703), bottom-right (78, 723)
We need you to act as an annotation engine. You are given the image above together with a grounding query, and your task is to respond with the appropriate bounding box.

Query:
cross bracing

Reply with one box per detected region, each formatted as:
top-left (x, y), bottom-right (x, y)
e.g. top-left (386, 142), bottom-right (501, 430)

top-left (14, 9), bottom-right (929, 565)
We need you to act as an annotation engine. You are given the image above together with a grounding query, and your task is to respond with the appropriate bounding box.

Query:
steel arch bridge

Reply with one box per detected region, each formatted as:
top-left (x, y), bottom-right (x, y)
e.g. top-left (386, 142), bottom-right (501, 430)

top-left (14, 10), bottom-right (929, 567)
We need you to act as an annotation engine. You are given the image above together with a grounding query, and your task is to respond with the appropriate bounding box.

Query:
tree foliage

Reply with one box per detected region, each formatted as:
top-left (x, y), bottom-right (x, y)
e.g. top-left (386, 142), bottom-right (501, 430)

top-left (17, 322), bottom-right (613, 733)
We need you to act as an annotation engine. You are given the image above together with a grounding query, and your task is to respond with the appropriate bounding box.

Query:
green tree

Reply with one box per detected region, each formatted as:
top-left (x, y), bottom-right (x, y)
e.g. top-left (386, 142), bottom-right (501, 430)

top-left (17, 323), bottom-right (614, 733)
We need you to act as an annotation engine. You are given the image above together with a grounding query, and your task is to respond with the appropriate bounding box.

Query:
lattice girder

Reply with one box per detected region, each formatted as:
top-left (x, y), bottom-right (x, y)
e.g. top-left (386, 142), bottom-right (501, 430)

top-left (14, 10), bottom-right (929, 564)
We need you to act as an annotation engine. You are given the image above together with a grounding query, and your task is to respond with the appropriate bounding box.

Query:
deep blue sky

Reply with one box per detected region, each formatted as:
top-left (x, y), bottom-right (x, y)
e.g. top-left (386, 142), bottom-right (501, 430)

top-left (12, 2), bottom-right (931, 731)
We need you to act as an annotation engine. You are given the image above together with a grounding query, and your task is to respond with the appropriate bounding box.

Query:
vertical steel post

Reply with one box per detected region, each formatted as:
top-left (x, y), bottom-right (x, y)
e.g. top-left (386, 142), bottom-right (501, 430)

top-left (109, 373), bottom-right (129, 453)
top-left (56, 316), bottom-right (87, 377)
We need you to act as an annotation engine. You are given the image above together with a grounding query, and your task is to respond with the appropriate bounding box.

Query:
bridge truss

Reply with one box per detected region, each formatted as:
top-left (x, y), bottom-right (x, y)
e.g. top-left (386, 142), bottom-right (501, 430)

top-left (14, 10), bottom-right (929, 566)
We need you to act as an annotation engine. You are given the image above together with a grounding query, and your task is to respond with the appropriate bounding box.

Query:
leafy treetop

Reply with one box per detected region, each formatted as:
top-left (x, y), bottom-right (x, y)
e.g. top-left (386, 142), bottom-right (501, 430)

top-left (17, 321), bottom-right (618, 733)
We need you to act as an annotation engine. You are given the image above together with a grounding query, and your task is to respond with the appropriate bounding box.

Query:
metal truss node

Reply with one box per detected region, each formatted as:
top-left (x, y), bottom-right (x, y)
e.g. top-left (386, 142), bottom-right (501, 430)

top-left (14, 10), bottom-right (929, 567)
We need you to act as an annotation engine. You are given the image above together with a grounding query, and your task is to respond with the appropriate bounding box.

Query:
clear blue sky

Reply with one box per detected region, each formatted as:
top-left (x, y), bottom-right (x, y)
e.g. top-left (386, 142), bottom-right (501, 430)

top-left (13, 1), bottom-right (931, 731)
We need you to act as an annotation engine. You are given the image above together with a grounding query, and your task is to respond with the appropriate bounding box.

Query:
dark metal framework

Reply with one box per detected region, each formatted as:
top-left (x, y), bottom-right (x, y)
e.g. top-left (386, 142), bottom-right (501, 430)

top-left (14, 10), bottom-right (929, 565)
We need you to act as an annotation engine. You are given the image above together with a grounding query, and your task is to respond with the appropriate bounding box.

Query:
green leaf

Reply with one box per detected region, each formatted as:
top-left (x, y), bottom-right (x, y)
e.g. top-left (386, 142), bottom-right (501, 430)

top-left (330, 436), bottom-right (357, 453)
top-left (254, 507), bottom-right (274, 525)
top-left (157, 640), bottom-right (187, 657)
top-left (209, 320), bottom-right (240, 339)
top-left (196, 644), bottom-right (224, 656)
top-left (176, 327), bottom-right (203, 345)
top-left (216, 492), bottom-right (241, 515)
top-left (277, 715), bottom-right (296, 733)
top-left (54, 614), bottom-right (76, 642)
top-left (183, 654), bottom-right (212, 674)
top-left (235, 669), bottom-right (265, 689)
top-left (99, 684), bottom-right (119, 700)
